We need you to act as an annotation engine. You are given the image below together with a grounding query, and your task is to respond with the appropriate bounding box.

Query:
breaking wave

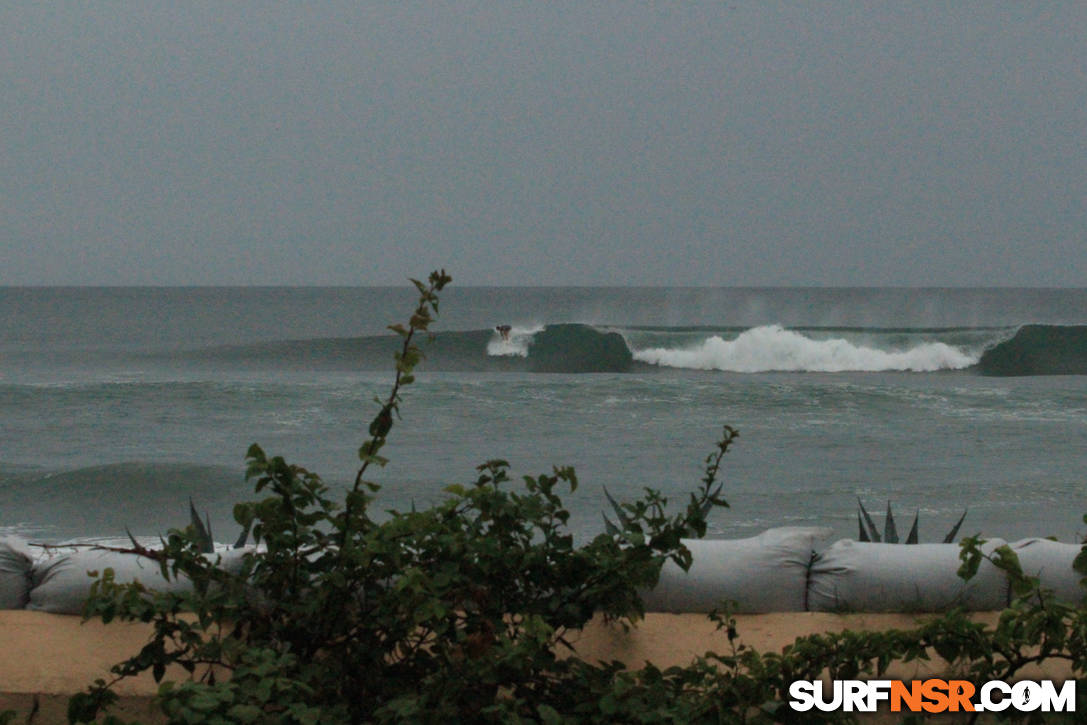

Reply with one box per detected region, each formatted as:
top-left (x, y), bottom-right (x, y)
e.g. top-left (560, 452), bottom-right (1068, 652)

top-left (166, 323), bottom-right (1087, 376)
top-left (633, 325), bottom-right (978, 373)
top-left (975, 325), bottom-right (1087, 376)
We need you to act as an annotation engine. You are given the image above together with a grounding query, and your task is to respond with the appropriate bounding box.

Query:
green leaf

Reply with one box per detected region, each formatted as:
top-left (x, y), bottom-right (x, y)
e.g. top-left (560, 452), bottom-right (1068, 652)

top-left (185, 693), bottom-right (223, 713)
top-left (538, 704), bottom-right (563, 724)
top-left (1073, 546), bottom-right (1087, 577)
top-left (226, 704), bottom-right (263, 723)
top-left (368, 407), bottom-right (393, 438)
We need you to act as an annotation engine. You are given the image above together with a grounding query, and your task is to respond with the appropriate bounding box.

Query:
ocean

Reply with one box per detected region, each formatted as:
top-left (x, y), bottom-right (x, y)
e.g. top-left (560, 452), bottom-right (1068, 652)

top-left (1, 286), bottom-right (1085, 547)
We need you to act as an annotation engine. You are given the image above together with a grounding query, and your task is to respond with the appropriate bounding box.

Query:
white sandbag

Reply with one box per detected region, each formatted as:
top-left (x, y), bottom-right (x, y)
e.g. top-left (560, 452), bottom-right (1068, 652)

top-left (641, 527), bottom-right (831, 613)
top-left (1011, 538), bottom-right (1085, 604)
top-left (807, 539), bottom-right (1010, 613)
top-left (28, 548), bottom-right (251, 615)
top-left (0, 536), bottom-right (34, 609)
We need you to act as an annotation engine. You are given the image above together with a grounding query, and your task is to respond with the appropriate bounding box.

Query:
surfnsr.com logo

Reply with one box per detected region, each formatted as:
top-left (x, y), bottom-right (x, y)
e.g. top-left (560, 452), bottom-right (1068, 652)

top-left (789, 679), bottom-right (1075, 714)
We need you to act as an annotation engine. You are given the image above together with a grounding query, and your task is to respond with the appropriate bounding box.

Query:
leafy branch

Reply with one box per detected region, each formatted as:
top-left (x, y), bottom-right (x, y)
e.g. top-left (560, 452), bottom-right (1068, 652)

top-left (341, 268), bottom-right (451, 550)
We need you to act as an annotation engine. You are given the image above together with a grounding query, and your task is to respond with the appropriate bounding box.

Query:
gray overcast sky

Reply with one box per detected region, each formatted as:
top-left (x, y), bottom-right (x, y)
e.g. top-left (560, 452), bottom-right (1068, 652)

top-left (2, 3), bottom-right (1085, 286)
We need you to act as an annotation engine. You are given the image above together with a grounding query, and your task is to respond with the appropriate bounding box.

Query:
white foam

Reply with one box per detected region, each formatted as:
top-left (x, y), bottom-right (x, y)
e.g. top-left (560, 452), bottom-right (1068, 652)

top-left (632, 325), bottom-right (978, 372)
top-left (486, 325), bottom-right (544, 358)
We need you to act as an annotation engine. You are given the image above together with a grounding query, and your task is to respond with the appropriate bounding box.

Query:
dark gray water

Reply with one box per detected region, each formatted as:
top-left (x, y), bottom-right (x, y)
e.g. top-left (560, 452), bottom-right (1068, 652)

top-left (2, 287), bottom-right (1085, 544)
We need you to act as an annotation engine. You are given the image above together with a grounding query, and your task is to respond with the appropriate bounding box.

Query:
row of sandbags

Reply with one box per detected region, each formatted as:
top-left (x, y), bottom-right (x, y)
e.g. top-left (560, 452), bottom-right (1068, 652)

top-left (642, 527), bottom-right (1087, 613)
top-left (0, 530), bottom-right (1084, 615)
top-left (0, 537), bottom-right (248, 614)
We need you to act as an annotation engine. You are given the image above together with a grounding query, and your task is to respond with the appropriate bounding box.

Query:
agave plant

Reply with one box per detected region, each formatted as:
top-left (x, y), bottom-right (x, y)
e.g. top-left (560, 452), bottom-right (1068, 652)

top-left (857, 498), bottom-right (967, 544)
top-left (187, 498), bottom-right (252, 552)
top-left (126, 499), bottom-right (252, 554)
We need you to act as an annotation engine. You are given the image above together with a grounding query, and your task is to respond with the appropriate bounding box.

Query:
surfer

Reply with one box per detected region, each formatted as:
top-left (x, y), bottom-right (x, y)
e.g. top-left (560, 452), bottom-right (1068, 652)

top-left (496, 325), bottom-right (511, 341)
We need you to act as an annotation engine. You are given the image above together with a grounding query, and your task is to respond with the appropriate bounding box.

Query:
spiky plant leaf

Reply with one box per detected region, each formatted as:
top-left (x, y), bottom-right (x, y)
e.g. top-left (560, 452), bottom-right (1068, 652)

top-left (857, 499), bottom-right (881, 542)
top-left (883, 501), bottom-right (898, 544)
top-left (603, 515), bottom-right (620, 537)
top-left (857, 512), bottom-right (870, 542)
top-left (233, 517), bottom-right (252, 549)
top-left (943, 509), bottom-right (968, 544)
top-left (603, 487), bottom-right (633, 530)
top-left (189, 498), bottom-right (213, 554)
top-left (905, 511), bottom-right (919, 545)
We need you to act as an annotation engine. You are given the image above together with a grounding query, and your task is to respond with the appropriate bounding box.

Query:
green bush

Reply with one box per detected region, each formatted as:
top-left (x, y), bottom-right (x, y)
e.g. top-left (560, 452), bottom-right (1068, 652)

top-left (70, 271), bottom-right (736, 724)
top-left (70, 271), bottom-right (1087, 724)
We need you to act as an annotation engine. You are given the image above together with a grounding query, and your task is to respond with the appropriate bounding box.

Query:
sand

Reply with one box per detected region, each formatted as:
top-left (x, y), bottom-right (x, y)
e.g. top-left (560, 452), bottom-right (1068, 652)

top-left (0, 610), bottom-right (1072, 723)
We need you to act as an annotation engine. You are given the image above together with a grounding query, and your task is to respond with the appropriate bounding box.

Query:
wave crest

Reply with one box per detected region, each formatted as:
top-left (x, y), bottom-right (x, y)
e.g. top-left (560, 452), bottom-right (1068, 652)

top-left (976, 325), bottom-right (1087, 376)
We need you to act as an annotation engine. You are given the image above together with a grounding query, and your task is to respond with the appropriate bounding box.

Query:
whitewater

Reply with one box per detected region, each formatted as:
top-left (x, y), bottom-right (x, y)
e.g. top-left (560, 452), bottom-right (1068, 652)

top-left (485, 325), bottom-right (544, 357)
top-left (626, 325), bottom-right (975, 373)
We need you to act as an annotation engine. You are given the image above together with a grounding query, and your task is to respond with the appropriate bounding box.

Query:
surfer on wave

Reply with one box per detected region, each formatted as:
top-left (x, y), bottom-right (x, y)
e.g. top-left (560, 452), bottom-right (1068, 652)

top-left (495, 325), bottom-right (511, 342)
